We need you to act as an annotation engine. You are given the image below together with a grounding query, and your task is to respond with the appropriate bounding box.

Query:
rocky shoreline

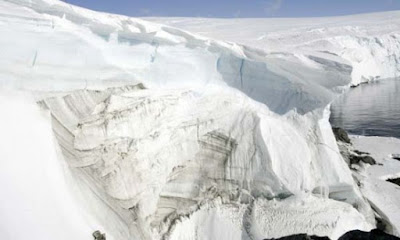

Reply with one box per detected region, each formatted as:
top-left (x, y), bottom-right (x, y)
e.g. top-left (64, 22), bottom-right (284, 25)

top-left (264, 229), bottom-right (400, 240)
top-left (334, 128), bottom-right (400, 237)
top-left (262, 128), bottom-right (400, 240)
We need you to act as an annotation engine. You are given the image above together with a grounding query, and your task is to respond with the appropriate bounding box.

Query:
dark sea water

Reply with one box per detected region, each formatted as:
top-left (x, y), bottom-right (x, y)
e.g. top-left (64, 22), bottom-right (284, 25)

top-left (330, 78), bottom-right (400, 139)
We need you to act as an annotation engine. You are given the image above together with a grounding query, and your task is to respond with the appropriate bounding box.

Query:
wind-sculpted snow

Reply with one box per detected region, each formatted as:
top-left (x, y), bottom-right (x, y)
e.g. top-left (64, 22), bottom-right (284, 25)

top-left (1, 0), bottom-right (395, 239)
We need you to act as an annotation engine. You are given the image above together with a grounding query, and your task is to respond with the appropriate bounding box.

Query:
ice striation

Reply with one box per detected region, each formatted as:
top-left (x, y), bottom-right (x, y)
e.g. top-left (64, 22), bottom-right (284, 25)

top-left (40, 84), bottom-right (373, 239)
top-left (1, 0), bottom-right (400, 239)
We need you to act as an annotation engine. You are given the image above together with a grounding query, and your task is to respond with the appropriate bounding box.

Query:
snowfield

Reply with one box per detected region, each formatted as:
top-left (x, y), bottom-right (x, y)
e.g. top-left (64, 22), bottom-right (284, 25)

top-left (0, 0), bottom-right (399, 239)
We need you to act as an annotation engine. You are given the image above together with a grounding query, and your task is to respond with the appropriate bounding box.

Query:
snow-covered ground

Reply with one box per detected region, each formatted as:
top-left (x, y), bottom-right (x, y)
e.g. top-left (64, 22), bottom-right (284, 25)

top-left (350, 136), bottom-right (400, 236)
top-left (0, 0), bottom-right (399, 239)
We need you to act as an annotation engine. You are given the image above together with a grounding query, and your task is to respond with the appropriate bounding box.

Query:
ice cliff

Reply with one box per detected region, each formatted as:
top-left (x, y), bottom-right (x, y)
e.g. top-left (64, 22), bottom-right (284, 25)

top-left (150, 13), bottom-right (400, 86)
top-left (1, 0), bottom-right (399, 239)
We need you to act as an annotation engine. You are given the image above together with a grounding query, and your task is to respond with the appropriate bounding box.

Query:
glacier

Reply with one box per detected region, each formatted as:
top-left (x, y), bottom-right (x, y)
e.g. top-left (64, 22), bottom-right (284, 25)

top-left (0, 0), bottom-right (399, 239)
top-left (148, 13), bottom-right (400, 86)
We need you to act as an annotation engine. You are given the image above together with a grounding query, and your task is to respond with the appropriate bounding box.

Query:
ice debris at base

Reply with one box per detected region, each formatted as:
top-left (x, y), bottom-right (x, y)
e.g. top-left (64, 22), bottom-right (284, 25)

top-left (0, 0), bottom-right (400, 239)
top-left (169, 195), bottom-right (370, 240)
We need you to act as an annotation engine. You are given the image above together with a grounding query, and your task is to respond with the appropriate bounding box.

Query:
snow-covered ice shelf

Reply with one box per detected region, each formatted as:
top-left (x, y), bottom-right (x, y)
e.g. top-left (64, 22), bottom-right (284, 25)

top-left (148, 13), bottom-right (400, 86)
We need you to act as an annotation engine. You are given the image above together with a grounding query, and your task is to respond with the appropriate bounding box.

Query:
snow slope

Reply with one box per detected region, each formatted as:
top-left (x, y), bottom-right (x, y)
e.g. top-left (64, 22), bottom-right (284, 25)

top-left (0, 92), bottom-right (130, 240)
top-left (1, 0), bottom-right (398, 239)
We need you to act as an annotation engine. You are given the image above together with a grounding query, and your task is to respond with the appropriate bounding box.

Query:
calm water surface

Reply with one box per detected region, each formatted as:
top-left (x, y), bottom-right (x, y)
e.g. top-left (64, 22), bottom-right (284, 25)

top-left (330, 79), bottom-right (400, 139)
